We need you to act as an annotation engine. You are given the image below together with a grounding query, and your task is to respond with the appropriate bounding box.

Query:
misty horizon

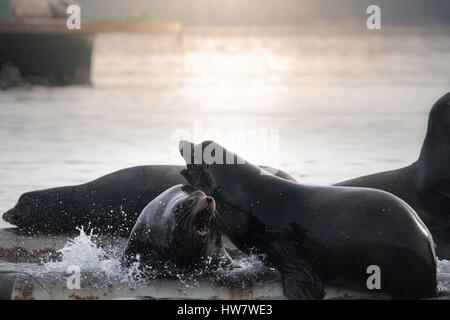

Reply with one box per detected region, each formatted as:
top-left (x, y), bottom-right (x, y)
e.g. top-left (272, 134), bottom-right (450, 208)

top-left (77, 0), bottom-right (450, 26)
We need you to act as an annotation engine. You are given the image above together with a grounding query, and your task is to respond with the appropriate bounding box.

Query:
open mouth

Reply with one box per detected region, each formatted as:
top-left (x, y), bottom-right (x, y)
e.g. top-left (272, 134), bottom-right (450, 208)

top-left (192, 206), bottom-right (213, 236)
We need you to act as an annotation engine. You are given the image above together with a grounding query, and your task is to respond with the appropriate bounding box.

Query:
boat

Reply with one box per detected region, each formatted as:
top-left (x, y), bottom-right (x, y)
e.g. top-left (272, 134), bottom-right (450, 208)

top-left (0, 9), bottom-right (182, 86)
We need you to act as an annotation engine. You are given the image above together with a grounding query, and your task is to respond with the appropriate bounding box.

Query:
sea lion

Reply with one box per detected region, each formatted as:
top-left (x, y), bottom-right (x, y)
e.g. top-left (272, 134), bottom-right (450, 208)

top-left (3, 165), bottom-right (295, 237)
top-left (335, 92), bottom-right (450, 258)
top-left (179, 140), bottom-right (437, 299)
top-left (122, 184), bottom-right (231, 273)
top-left (3, 165), bottom-right (184, 237)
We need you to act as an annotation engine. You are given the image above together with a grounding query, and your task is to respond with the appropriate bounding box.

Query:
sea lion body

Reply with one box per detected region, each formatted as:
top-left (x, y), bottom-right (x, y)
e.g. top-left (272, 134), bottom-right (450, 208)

top-left (336, 93), bottom-right (450, 258)
top-left (122, 185), bottom-right (230, 271)
top-left (3, 165), bottom-right (184, 237)
top-left (3, 165), bottom-right (294, 237)
top-left (180, 140), bottom-right (437, 299)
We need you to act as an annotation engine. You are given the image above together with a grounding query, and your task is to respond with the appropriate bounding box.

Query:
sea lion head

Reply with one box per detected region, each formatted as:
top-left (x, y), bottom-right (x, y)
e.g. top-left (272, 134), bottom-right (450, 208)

top-left (178, 139), bottom-right (265, 188)
top-left (171, 186), bottom-right (217, 248)
top-left (3, 189), bottom-right (71, 232)
top-left (123, 184), bottom-right (226, 269)
top-left (418, 93), bottom-right (450, 188)
top-left (3, 192), bottom-right (35, 225)
top-left (178, 139), bottom-right (252, 186)
top-left (179, 140), bottom-right (264, 242)
top-left (2, 184), bottom-right (93, 235)
top-left (424, 92), bottom-right (450, 143)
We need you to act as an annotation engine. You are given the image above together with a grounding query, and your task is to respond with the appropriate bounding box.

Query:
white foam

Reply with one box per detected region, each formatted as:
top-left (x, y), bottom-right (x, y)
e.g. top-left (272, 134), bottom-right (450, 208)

top-left (437, 258), bottom-right (450, 273)
top-left (44, 228), bottom-right (124, 280)
top-left (40, 228), bottom-right (274, 288)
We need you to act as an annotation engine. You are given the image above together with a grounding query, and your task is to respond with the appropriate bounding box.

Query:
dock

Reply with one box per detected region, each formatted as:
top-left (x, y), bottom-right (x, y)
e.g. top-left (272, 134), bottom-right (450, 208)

top-left (0, 228), bottom-right (391, 300)
top-left (0, 19), bottom-right (182, 34)
top-left (0, 19), bottom-right (182, 86)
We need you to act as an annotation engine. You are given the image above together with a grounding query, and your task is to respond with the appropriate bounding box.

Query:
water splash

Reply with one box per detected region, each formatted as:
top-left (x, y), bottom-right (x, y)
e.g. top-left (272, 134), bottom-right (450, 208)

top-left (213, 253), bottom-right (278, 288)
top-left (36, 228), bottom-right (276, 289)
top-left (44, 227), bottom-right (124, 280)
top-left (437, 258), bottom-right (450, 273)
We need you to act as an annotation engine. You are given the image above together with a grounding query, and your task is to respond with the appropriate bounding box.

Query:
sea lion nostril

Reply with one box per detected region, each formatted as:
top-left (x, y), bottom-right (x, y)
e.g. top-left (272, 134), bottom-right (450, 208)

top-left (2, 208), bottom-right (16, 224)
top-left (206, 197), bottom-right (213, 204)
top-left (122, 184), bottom-right (230, 269)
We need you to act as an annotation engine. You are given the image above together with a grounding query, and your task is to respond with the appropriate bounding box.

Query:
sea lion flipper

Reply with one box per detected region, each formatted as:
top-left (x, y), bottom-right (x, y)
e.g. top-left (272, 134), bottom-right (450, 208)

top-left (279, 258), bottom-right (324, 300)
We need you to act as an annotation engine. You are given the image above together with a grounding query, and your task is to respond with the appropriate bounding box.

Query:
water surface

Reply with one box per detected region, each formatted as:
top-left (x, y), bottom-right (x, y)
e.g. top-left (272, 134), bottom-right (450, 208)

top-left (1, 26), bottom-right (449, 231)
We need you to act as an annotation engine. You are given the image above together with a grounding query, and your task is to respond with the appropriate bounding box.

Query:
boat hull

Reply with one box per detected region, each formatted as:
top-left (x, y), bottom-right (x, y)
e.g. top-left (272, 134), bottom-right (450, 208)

top-left (0, 33), bottom-right (94, 86)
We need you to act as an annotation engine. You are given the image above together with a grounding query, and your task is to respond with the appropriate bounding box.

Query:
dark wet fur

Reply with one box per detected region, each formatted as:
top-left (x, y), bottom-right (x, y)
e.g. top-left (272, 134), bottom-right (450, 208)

top-left (3, 165), bottom-right (295, 237)
top-left (121, 185), bottom-right (232, 280)
top-left (336, 93), bottom-right (450, 258)
top-left (179, 140), bottom-right (437, 299)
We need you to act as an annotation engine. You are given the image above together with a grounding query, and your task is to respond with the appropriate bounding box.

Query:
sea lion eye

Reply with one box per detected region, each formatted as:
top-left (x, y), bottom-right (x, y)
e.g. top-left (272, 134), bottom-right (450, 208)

top-left (187, 199), bottom-right (195, 206)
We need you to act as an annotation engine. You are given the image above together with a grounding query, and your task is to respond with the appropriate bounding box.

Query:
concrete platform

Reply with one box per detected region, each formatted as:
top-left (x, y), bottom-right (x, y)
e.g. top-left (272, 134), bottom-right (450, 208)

top-left (0, 228), bottom-right (393, 300)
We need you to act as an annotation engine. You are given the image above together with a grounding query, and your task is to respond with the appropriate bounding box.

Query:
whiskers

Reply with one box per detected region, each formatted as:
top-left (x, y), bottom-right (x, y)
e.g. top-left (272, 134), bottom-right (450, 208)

top-left (212, 208), bottom-right (225, 229)
top-left (178, 206), bottom-right (196, 225)
top-left (176, 203), bottom-right (225, 248)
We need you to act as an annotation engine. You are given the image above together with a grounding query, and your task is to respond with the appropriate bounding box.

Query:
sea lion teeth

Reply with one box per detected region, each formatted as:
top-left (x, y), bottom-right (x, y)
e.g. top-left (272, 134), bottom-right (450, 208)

top-left (122, 185), bottom-right (231, 272)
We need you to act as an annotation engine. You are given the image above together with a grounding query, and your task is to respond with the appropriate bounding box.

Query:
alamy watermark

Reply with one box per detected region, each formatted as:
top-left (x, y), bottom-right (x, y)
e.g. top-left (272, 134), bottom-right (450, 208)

top-left (66, 265), bottom-right (81, 289)
top-left (66, 5), bottom-right (81, 30)
top-left (366, 5), bottom-right (382, 30)
top-left (171, 121), bottom-right (280, 173)
top-left (366, 264), bottom-right (381, 290)
top-left (64, 5), bottom-right (379, 31)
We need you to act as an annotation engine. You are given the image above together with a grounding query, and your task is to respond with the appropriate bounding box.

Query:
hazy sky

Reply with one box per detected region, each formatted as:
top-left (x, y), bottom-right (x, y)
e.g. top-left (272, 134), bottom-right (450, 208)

top-left (77, 0), bottom-right (450, 25)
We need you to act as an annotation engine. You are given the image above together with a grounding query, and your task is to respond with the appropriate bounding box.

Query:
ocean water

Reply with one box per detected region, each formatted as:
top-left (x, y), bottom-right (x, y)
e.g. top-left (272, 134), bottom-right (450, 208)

top-left (0, 25), bottom-right (449, 234)
top-left (0, 228), bottom-right (273, 287)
